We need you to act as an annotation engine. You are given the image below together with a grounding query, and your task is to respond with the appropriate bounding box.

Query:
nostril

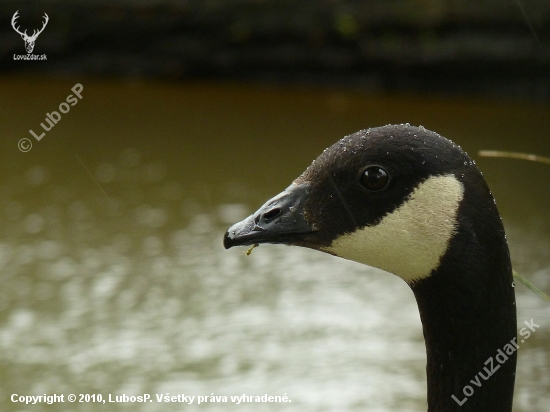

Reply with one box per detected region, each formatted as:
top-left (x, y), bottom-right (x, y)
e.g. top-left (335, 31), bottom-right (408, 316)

top-left (262, 208), bottom-right (281, 221)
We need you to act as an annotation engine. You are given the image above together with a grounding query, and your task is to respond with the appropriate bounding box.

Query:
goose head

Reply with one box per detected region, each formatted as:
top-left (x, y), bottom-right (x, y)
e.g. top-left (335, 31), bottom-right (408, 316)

top-left (224, 124), bottom-right (517, 412)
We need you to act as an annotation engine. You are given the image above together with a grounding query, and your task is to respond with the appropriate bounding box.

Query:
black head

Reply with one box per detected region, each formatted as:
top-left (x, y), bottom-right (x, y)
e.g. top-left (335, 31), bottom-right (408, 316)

top-left (224, 124), bottom-right (517, 411)
top-left (224, 124), bottom-right (502, 284)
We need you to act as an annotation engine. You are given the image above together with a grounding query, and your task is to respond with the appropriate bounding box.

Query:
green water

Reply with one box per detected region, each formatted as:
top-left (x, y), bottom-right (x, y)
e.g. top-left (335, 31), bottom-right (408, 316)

top-left (0, 77), bottom-right (549, 411)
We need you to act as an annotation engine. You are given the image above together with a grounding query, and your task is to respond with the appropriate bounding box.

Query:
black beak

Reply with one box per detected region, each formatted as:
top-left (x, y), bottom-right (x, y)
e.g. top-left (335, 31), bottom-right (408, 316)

top-left (223, 183), bottom-right (316, 249)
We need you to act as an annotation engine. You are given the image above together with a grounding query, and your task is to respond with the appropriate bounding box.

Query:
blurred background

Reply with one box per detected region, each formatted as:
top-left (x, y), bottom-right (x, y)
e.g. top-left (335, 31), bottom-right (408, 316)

top-left (0, 1), bottom-right (549, 411)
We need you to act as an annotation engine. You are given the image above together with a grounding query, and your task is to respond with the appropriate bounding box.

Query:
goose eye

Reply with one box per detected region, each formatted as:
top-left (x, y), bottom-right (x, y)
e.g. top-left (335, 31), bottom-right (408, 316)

top-left (360, 166), bottom-right (389, 191)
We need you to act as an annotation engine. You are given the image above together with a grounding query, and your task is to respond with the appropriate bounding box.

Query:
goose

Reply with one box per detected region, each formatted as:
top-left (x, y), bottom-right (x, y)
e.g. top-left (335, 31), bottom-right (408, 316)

top-left (223, 124), bottom-right (517, 412)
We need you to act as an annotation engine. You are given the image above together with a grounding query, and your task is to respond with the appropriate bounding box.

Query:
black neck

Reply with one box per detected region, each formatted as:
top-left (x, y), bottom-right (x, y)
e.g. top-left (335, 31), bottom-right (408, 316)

top-left (411, 204), bottom-right (517, 411)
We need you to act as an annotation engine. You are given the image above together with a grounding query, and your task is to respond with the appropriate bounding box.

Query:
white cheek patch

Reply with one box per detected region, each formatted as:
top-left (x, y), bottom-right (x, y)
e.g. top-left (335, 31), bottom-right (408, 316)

top-left (322, 174), bottom-right (464, 283)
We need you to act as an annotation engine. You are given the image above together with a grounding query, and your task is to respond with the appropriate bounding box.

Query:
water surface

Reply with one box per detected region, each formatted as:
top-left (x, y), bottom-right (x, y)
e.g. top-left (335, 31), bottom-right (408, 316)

top-left (1, 77), bottom-right (549, 411)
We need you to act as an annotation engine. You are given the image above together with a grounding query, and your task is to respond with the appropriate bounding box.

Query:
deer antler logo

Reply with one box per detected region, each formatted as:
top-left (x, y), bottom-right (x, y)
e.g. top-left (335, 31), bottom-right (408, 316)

top-left (11, 11), bottom-right (49, 54)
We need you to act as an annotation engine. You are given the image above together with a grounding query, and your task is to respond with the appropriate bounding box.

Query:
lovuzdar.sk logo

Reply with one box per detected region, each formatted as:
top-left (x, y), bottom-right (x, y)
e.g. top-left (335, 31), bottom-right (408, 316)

top-left (11, 10), bottom-right (48, 61)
